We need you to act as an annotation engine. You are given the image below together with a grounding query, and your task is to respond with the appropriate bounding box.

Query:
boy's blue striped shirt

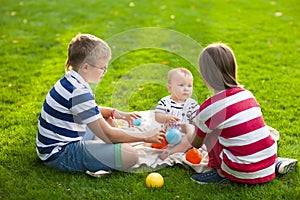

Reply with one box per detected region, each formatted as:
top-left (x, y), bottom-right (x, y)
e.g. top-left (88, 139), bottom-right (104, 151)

top-left (36, 70), bottom-right (101, 161)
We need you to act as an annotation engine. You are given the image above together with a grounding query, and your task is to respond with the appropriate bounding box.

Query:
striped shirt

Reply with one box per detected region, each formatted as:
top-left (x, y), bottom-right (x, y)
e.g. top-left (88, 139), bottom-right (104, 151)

top-left (36, 70), bottom-right (102, 161)
top-left (194, 87), bottom-right (276, 184)
top-left (155, 96), bottom-right (199, 124)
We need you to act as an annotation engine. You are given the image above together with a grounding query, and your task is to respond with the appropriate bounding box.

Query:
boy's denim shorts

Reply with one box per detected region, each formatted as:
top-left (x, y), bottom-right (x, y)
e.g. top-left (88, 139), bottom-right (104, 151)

top-left (43, 139), bottom-right (122, 173)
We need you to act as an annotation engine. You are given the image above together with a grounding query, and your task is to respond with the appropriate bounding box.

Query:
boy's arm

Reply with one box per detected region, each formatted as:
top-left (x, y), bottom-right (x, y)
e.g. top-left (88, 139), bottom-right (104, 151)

top-left (98, 106), bottom-right (141, 127)
top-left (98, 106), bottom-right (114, 118)
top-left (87, 118), bottom-right (164, 144)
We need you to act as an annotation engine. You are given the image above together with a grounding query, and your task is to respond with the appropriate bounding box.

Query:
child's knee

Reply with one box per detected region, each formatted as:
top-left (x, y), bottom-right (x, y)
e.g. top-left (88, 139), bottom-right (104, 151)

top-left (121, 144), bottom-right (139, 170)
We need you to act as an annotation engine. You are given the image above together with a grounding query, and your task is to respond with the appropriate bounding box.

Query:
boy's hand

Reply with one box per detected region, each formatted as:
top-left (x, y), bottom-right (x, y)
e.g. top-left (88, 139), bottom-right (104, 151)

top-left (114, 110), bottom-right (141, 127)
top-left (144, 129), bottom-right (166, 144)
top-left (124, 113), bottom-right (141, 127)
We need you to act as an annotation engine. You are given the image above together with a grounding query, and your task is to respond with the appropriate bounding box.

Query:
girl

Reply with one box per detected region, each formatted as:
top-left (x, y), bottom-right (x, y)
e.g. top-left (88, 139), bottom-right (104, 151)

top-left (184, 43), bottom-right (297, 184)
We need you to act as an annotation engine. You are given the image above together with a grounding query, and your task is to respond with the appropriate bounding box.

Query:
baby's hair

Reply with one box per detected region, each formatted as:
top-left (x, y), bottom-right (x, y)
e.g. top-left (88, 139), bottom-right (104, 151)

top-left (168, 67), bottom-right (193, 83)
top-left (65, 33), bottom-right (111, 71)
top-left (199, 43), bottom-right (240, 91)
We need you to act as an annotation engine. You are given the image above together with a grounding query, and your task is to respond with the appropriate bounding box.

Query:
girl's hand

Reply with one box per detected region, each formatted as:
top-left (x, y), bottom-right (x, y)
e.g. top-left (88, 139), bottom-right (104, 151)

top-left (178, 123), bottom-right (195, 135)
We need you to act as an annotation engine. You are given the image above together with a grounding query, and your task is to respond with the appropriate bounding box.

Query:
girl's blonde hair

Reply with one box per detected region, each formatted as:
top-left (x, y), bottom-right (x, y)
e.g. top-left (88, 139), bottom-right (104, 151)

top-left (199, 43), bottom-right (239, 91)
top-left (65, 33), bottom-right (111, 71)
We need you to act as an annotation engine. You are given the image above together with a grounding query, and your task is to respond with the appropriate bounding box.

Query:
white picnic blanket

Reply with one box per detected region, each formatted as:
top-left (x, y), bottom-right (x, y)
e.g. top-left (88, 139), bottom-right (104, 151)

top-left (117, 110), bottom-right (211, 173)
top-left (118, 110), bottom-right (280, 173)
top-left (87, 110), bottom-right (280, 177)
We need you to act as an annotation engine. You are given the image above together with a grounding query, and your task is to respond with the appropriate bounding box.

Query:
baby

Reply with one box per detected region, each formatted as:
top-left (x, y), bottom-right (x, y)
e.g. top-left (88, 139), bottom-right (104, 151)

top-left (154, 67), bottom-right (199, 160)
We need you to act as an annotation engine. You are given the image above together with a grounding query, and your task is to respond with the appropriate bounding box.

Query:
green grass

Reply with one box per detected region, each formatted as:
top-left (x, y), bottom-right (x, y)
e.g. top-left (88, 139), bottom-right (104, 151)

top-left (1, 0), bottom-right (299, 199)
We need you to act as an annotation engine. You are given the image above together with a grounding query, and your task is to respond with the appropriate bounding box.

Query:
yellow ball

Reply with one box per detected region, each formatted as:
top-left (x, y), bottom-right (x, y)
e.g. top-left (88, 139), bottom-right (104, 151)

top-left (145, 172), bottom-right (164, 188)
top-left (117, 121), bottom-right (124, 126)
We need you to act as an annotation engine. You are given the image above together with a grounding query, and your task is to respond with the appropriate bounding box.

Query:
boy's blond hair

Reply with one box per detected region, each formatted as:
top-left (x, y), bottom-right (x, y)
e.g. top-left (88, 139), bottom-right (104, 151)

top-left (65, 33), bottom-right (111, 71)
top-left (168, 67), bottom-right (193, 83)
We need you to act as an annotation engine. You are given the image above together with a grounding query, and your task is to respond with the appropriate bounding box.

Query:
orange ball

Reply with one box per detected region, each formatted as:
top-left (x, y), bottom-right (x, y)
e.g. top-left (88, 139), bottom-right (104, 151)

top-left (151, 135), bottom-right (168, 149)
top-left (185, 148), bottom-right (202, 164)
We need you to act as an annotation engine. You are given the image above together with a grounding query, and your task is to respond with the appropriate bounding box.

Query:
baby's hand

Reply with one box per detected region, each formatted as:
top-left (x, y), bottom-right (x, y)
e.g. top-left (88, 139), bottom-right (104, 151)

top-left (166, 115), bottom-right (180, 123)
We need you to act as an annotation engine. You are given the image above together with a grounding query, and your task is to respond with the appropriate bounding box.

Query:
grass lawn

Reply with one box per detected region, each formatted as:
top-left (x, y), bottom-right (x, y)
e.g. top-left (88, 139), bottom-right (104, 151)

top-left (1, 0), bottom-right (299, 199)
